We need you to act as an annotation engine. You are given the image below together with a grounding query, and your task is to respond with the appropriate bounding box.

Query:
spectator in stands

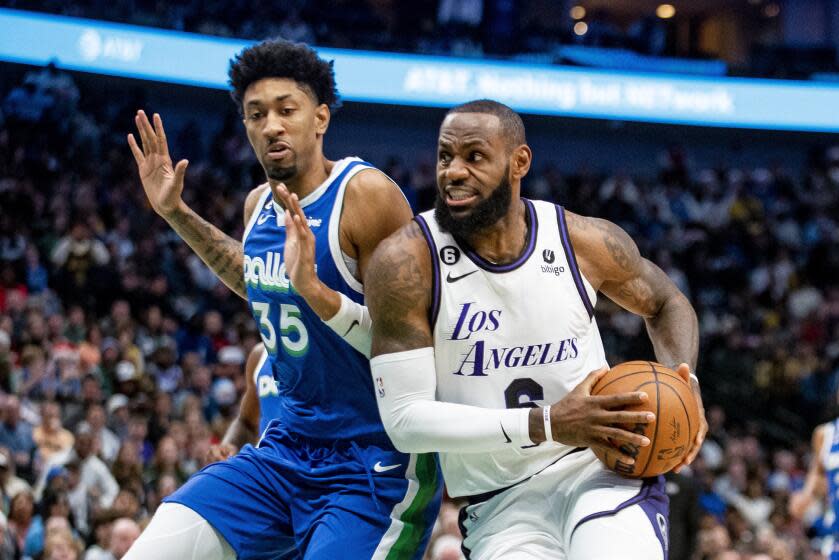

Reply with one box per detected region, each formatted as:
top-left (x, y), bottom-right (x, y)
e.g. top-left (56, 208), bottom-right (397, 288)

top-left (43, 526), bottom-right (84, 560)
top-left (106, 517), bottom-right (141, 560)
top-left (22, 489), bottom-right (76, 558)
top-left (7, 490), bottom-right (35, 555)
top-left (33, 401), bottom-right (74, 466)
top-left (0, 394), bottom-right (35, 476)
top-left (79, 404), bottom-right (120, 465)
top-left (51, 220), bottom-right (111, 309)
top-left (0, 446), bottom-right (32, 503)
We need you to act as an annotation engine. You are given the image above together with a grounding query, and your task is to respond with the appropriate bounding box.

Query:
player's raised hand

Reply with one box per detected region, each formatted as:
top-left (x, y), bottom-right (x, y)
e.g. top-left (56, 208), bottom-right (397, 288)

top-left (673, 363), bottom-right (707, 473)
top-left (272, 183), bottom-right (319, 297)
top-left (127, 110), bottom-right (189, 219)
top-left (206, 443), bottom-right (238, 463)
top-left (549, 367), bottom-right (655, 467)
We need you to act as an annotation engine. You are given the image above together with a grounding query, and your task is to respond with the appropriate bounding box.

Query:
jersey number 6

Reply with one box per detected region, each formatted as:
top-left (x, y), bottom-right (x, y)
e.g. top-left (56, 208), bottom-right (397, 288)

top-left (504, 378), bottom-right (544, 409)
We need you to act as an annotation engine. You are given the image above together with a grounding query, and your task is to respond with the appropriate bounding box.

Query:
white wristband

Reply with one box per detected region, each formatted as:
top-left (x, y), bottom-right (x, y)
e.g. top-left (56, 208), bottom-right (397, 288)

top-left (543, 405), bottom-right (553, 443)
top-left (323, 292), bottom-right (373, 357)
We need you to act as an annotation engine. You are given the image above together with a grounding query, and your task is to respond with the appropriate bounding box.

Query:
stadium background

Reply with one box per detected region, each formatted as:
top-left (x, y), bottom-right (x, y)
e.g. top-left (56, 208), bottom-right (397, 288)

top-left (1, 1), bottom-right (839, 558)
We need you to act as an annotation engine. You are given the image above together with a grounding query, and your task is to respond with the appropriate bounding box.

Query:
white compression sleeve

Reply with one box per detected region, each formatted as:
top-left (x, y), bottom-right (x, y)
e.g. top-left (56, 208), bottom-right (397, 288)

top-left (323, 292), bottom-right (372, 357)
top-left (371, 347), bottom-right (532, 453)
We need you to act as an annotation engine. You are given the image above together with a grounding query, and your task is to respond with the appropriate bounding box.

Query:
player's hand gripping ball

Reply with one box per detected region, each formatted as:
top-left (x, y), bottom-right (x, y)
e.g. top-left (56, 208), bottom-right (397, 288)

top-left (591, 361), bottom-right (699, 478)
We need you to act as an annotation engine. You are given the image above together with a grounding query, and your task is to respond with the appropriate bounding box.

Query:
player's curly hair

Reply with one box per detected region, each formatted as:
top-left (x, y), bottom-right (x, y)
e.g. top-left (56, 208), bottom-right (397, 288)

top-left (228, 39), bottom-right (341, 112)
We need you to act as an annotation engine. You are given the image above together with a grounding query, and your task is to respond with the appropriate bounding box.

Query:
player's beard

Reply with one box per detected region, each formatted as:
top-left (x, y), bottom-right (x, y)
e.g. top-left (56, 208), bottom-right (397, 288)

top-left (435, 170), bottom-right (512, 239)
top-left (266, 163), bottom-right (297, 182)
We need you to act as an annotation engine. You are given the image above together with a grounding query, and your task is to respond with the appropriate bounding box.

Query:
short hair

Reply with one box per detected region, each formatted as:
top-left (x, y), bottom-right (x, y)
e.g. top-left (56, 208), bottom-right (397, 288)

top-left (228, 39), bottom-right (340, 112)
top-left (445, 99), bottom-right (526, 148)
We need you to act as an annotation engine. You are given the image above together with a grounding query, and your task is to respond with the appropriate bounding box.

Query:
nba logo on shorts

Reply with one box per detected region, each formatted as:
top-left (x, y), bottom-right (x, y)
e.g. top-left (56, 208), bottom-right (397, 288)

top-left (375, 376), bottom-right (385, 398)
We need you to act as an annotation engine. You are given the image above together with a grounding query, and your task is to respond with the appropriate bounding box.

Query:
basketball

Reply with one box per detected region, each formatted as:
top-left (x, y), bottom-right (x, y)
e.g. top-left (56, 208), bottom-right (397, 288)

top-left (591, 361), bottom-right (699, 478)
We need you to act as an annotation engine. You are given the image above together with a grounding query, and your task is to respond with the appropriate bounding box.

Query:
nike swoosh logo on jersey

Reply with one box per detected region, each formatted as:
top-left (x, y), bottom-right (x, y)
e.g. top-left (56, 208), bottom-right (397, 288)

top-left (343, 320), bottom-right (360, 337)
top-left (500, 423), bottom-right (512, 444)
top-left (446, 270), bottom-right (477, 283)
top-left (257, 213), bottom-right (271, 225)
top-left (373, 461), bottom-right (401, 473)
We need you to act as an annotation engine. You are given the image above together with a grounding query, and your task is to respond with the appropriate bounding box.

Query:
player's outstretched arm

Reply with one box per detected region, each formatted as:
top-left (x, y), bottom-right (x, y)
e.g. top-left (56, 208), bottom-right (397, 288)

top-left (272, 169), bottom-right (413, 356)
top-left (128, 110), bottom-right (247, 299)
top-left (566, 211), bottom-right (706, 471)
top-left (207, 345), bottom-right (264, 462)
top-left (789, 424), bottom-right (827, 519)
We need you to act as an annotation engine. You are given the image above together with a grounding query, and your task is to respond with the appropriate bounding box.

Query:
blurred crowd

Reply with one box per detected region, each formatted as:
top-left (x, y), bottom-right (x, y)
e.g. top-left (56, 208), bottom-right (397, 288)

top-left (0, 0), bottom-right (734, 63)
top-left (2, 58), bottom-right (839, 560)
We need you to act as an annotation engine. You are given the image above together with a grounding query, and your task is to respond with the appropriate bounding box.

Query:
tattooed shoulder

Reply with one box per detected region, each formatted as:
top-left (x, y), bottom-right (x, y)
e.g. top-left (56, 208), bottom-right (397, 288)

top-left (566, 210), bottom-right (641, 281)
top-left (365, 221), bottom-right (432, 353)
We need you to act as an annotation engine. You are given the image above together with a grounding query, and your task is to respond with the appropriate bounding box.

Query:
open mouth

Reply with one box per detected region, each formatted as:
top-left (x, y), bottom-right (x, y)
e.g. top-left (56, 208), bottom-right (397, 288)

top-left (267, 143), bottom-right (291, 161)
top-left (444, 187), bottom-right (479, 208)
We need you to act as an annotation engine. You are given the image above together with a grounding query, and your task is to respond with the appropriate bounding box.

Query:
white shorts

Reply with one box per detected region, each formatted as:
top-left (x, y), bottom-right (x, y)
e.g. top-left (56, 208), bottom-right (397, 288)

top-left (457, 449), bottom-right (668, 560)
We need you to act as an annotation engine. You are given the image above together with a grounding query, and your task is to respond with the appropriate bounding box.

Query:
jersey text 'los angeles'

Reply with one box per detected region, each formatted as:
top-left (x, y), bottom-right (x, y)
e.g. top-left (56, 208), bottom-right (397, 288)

top-left (416, 199), bottom-right (608, 497)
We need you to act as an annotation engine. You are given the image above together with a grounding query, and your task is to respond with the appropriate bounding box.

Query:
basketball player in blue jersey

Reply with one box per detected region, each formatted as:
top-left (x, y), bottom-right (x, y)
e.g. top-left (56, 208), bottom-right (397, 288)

top-left (365, 100), bottom-right (707, 559)
top-left (206, 344), bottom-right (280, 463)
top-left (790, 419), bottom-right (839, 559)
top-left (124, 39), bottom-right (441, 559)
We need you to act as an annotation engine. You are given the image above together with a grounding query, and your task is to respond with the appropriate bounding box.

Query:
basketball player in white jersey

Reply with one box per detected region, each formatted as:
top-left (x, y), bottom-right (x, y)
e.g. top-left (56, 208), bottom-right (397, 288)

top-left (365, 100), bottom-right (707, 559)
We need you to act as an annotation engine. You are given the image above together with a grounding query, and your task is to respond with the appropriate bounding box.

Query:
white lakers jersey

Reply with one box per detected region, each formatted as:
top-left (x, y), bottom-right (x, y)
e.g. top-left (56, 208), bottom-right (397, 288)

top-left (415, 199), bottom-right (608, 497)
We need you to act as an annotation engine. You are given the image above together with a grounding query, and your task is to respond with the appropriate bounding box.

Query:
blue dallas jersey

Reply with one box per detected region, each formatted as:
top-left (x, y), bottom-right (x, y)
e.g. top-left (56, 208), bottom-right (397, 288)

top-left (242, 157), bottom-right (391, 445)
top-left (823, 419), bottom-right (839, 554)
top-left (252, 347), bottom-right (282, 436)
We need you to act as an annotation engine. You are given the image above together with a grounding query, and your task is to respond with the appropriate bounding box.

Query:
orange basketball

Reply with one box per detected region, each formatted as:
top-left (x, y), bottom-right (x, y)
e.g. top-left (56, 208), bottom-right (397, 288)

top-left (590, 361), bottom-right (698, 478)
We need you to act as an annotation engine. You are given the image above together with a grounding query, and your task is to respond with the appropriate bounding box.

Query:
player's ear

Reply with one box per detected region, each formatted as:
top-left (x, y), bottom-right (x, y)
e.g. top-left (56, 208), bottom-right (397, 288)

top-left (510, 144), bottom-right (532, 180)
top-left (314, 104), bottom-right (330, 136)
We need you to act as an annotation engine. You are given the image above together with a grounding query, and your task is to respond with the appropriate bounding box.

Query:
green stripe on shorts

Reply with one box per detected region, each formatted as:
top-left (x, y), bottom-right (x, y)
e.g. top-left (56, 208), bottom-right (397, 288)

top-left (386, 453), bottom-right (440, 559)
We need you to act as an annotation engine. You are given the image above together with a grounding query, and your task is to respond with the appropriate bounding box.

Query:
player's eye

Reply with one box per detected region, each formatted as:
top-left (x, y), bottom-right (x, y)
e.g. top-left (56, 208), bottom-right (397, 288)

top-left (469, 152), bottom-right (483, 162)
top-left (438, 152), bottom-right (451, 165)
top-left (281, 108), bottom-right (295, 116)
top-left (248, 112), bottom-right (262, 121)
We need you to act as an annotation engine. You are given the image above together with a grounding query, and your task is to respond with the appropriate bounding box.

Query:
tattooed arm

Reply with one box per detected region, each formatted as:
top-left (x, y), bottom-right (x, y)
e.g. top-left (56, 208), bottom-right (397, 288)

top-left (160, 196), bottom-right (255, 300)
top-left (367, 222), bottom-right (434, 356)
top-left (566, 210), bottom-right (706, 470)
top-left (128, 110), bottom-right (250, 300)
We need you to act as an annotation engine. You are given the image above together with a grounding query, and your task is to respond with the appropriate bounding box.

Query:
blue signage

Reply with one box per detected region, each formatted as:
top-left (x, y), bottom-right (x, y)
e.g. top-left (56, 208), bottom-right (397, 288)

top-left (2, 8), bottom-right (839, 132)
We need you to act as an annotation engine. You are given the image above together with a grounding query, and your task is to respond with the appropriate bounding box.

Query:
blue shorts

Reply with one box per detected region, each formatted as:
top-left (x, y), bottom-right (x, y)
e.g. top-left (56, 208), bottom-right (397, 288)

top-left (165, 424), bottom-right (442, 560)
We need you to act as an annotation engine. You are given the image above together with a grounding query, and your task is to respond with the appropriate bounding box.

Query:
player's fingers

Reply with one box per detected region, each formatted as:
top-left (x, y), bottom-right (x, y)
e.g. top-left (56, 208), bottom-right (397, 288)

top-left (597, 409), bottom-right (655, 425)
top-left (272, 182), bottom-right (292, 209)
top-left (285, 210), bottom-right (298, 239)
top-left (675, 362), bottom-right (691, 385)
top-left (134, 113), bottom-right (151, 155)
top-left (137, 111), bottom-right (158, 156)
top-left (174, 159), bottom-right (189, 186)
top-left (288, 193), bottom-right (311, 234)
top-left (127, 134), bottom-right (144, 165)
top-left (592, 391), bottom-right (649, 409)
top-left (153, 113), bottom-right (169, 157)
top-left (579, 366), bottom-right (609, 393)
top-left (138, 110), bottom-right (159, 153)
top-left (591, 443), bottom-right (636, 467)
top-left (674, 433), bottom-right (703, 473)
top-left (598, 426), bottom-right (650, 448)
